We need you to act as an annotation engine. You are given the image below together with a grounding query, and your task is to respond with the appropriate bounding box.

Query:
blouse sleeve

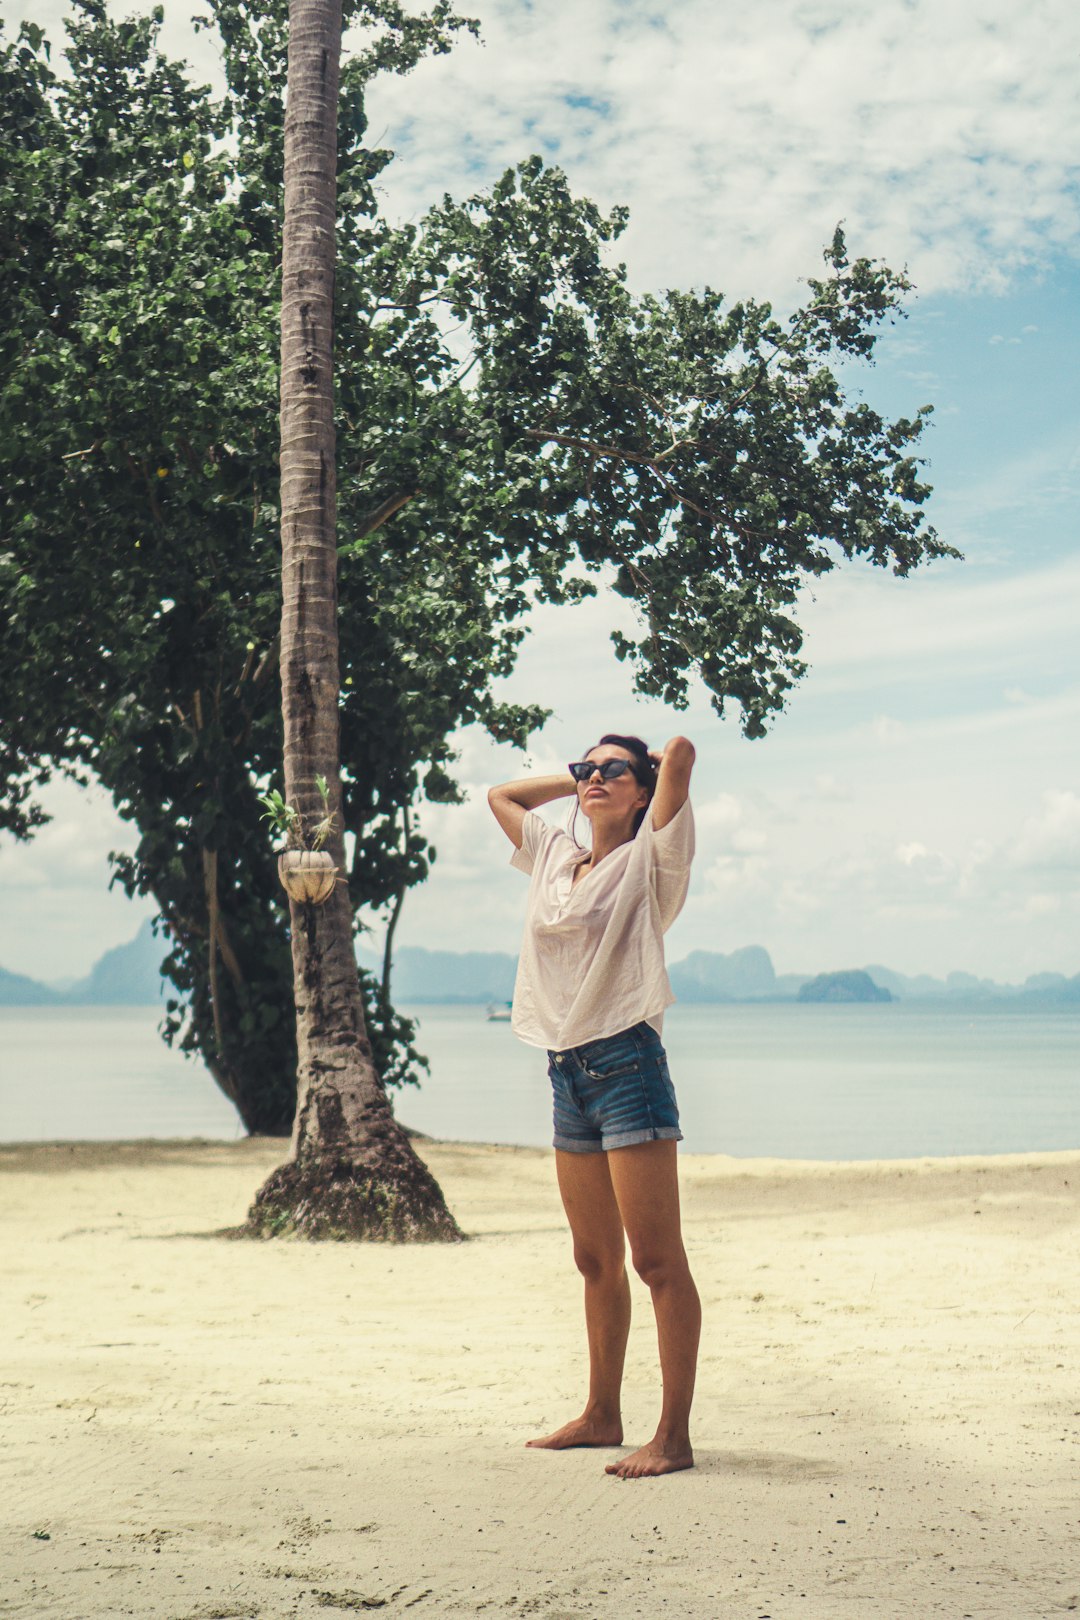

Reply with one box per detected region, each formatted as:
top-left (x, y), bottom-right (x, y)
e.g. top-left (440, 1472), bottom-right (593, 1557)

top-left (509, 809), bottom-right (553, 877)
top-left (642, 797), bottom-right (695, 931)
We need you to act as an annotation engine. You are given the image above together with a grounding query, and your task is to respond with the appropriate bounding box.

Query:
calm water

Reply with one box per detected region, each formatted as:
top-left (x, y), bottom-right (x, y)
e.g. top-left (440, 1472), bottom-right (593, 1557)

top-left (1, 1002), bottom-right (1077, 1160)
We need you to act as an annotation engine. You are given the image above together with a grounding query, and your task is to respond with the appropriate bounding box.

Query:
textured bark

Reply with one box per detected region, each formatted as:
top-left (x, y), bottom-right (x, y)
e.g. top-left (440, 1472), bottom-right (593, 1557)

top-left (247, 0), bottom-right (462, 1241)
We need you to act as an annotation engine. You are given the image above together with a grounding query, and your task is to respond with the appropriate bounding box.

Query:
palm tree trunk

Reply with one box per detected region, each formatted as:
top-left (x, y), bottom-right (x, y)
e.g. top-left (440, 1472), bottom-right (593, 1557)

top-left (247, 0), bottom-right (461, 1241)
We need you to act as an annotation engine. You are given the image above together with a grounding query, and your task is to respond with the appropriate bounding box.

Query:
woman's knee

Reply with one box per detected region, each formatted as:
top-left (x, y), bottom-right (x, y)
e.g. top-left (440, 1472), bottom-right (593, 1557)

top-left (631, 1243), bottom-right (688, 1291)
top-left (572, 1240), bottom-right (625, 1285)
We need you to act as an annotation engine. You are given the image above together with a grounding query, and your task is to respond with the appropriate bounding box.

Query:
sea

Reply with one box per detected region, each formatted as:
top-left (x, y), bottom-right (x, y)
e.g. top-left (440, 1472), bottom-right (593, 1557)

top-left (1, 1001), bottom-right (1078, 1160)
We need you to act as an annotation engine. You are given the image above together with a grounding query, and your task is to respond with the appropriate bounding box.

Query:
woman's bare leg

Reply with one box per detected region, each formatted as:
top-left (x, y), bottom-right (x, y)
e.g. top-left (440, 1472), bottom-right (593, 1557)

top-left (526, 1149), bottom-right (630, 1448)
top-left (604, 1139), bottom-right (700, 1478)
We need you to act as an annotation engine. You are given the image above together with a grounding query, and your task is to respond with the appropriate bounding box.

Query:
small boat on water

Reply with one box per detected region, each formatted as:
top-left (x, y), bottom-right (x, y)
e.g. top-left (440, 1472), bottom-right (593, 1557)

top-left (485, 1001), bottom-right (513, 1022)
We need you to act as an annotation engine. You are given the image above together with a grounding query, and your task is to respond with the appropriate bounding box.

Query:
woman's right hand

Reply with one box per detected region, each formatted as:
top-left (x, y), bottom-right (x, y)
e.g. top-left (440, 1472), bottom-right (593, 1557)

top-left (487, 772), bottom-right (577, 850)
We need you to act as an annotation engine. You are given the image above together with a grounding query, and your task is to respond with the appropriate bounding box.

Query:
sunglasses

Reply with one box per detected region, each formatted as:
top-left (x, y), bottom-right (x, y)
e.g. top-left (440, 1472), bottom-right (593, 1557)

top-left (568, 758), bottom-right (636, 783)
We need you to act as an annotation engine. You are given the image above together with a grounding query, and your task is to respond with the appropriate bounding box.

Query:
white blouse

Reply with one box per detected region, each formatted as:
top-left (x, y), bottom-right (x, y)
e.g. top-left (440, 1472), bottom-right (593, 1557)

top-left (508, 798), bottom-right (695, 1051)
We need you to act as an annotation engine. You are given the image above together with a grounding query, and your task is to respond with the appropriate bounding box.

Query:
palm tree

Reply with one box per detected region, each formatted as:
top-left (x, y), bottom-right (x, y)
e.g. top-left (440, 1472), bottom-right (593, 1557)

top-left (247, 0), bottom-right (462, 1240)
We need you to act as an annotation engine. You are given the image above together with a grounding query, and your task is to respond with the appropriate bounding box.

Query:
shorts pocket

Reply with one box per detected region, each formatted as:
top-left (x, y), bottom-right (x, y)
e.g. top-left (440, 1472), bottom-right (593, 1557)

top-left (575, 1028), bottom-right (642, 1083)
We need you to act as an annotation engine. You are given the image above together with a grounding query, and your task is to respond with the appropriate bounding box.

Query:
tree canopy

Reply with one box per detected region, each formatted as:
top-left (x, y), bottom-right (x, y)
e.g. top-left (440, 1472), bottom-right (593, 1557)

top-left (0, 0), bottom-right (956, 1131)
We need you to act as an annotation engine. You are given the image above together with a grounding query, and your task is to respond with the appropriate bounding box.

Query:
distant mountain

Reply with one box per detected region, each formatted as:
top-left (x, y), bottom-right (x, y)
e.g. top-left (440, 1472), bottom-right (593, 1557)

top-left (64, 918), bottom-right (168, 1005)
top-left (0, 919), bottom-right (169, 1008)
top-left (864, 962), bottom-right (1080, 1003)
top-left (2, 929), bottom-right (1078, 1008)
top-left (864, 963), bottom-right (999, 998)
top-left (1024, 972), bottom-right (1068, 992)
top-left (668, 945), bottom-right (807, 1002)
top-left (0, 965), bottom-right (66, 1007)
top-left (363, 945), bottom-right (518, 1004)
top-left (1018, 973), bottom-right (1080, 1004)
top-left (798, 970), bottom-right (892, 1004)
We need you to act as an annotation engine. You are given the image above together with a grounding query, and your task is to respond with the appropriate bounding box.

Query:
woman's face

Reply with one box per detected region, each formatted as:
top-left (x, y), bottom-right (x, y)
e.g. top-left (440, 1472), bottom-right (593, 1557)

top-left (577, 745), bottom-right (650, 827)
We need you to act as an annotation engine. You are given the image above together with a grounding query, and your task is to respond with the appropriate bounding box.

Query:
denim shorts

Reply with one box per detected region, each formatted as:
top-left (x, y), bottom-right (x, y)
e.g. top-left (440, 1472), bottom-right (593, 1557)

top-left (547, 1021), bottom-right (683, 1154)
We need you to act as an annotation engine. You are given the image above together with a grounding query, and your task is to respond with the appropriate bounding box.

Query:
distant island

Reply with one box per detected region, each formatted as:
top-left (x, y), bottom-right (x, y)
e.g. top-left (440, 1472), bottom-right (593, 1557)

top-left (797, 970), bottom-right (893, 1004)
top-left (2, 926), bottom-right (1078, 1009)
top-left (0, 918), bottom-right (169, 1008)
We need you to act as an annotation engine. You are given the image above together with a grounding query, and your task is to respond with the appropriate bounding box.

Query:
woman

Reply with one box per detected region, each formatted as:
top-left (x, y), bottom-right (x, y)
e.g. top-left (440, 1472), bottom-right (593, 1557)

top-left (488, 733), bottom-right (701, 1480)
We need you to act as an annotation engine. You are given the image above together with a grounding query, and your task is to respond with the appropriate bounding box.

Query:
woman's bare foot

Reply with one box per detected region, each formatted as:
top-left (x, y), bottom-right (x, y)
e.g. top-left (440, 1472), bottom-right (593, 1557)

top-left (605, 1437), bottom-right (694, 1479)
top-left (526, 1411), bottom-right (623, 1449)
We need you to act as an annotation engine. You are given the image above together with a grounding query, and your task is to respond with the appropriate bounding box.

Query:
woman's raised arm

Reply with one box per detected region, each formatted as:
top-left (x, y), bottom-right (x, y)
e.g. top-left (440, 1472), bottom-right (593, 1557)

top-left (648, 737), bottom-right (696, 830)
top-left (487, 772), bottom-right (576, 850)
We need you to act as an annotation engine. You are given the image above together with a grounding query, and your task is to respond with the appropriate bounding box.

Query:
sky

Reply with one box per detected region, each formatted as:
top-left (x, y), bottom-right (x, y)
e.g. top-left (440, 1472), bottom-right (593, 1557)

top-left (2, 0), bottom-right (1079, 985)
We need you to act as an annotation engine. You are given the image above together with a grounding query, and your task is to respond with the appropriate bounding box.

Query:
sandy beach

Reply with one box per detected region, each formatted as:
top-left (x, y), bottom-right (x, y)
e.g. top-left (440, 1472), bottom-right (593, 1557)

top-left (2, 1135), bottom-right (1078, 1619)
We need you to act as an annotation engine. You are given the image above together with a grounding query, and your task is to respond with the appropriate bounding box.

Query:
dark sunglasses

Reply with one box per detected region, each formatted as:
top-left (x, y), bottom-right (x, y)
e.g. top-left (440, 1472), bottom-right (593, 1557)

top-left (568, 758), bottom-right (635, 783)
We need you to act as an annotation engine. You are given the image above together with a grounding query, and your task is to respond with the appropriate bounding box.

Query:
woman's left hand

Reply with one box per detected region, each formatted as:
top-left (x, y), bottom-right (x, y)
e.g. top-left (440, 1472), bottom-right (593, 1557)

top-left (649, 738), bottom-right (695, 828)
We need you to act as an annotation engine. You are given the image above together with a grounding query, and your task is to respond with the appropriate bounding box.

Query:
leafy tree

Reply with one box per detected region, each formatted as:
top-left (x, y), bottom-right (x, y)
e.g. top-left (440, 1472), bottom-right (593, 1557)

top-left (0, 1), bottom-right (956, 1149)
top-left (0, 0), bottom-right (543, 1133)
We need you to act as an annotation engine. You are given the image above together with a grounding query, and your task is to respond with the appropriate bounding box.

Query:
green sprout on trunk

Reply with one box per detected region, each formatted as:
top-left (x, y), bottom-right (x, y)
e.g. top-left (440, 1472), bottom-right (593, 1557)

top-left (258, 775), bottom-right (338, 851)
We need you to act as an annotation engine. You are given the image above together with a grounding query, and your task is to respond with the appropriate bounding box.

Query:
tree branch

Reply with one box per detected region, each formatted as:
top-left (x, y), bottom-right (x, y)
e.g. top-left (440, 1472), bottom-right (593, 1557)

top-left (381, 800), bottom-right (410, 1002)
top-left (201, 846), bottom-right (225, 1057)
top-left (214, 911), bottom-right (245, 990)
top-left (522, 428), bottom-right (672, 467)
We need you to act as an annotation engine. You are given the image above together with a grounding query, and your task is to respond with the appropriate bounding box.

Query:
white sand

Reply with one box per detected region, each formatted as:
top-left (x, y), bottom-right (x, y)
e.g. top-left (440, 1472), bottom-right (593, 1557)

top-left (2, 1136), bottom-right (1078, 1619)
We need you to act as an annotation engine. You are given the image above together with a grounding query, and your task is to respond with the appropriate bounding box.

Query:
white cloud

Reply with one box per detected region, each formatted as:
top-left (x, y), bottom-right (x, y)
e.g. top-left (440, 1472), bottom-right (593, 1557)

top-left (1013, 789), bottom-right (1080, 872)
top-left (691, 791), bottom-right (746, 837)
top-left (0, 778), bottom-right (155, 980)
top-left (679, 779), bottom-right (1080, 978)
top-left (811, 772), bottom-right (851, 802)
top-left (897, 841), bottom-right (929, 866)
top-left (931, 424), bottom-right (1080, 540)
top-left (338, 540), bottom-right (1080, 981)
top-left (1024, 892), bottom-right (1062, 918)
top-left (13, 0), bottom-right (1079, 301)
top-left (798, 552), bottom-right (1080, 693)
top-left (359, 0), bottom-right (1080, 300)
top-left (0, 776), bottom-right (131, 893)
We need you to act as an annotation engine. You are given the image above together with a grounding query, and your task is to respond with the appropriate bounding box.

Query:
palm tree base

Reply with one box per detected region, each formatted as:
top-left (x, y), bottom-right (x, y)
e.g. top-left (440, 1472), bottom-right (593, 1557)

top-left (243, 1152), bottom-right (466, 1242)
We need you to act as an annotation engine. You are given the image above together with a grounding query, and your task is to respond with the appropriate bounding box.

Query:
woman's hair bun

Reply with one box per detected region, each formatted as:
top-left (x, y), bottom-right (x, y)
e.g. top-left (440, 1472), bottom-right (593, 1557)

top-left (595, 733), bottom-right (653, 773)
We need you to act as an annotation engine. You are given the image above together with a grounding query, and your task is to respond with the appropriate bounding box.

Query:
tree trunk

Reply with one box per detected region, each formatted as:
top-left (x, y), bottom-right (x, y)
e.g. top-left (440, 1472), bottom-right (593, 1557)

top-left (247, 0), bottom-right (462, 1241)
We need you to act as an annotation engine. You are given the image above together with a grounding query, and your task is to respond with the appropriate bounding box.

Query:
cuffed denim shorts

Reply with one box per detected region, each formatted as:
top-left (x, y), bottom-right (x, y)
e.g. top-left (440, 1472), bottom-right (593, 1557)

top-left (547, 1021), bottom-right (683, 1154)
